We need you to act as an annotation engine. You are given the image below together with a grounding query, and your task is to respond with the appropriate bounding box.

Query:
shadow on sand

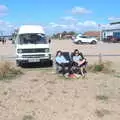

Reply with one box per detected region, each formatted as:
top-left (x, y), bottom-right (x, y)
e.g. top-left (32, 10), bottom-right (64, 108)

top-left (20, 62), bottom-right (53, 69)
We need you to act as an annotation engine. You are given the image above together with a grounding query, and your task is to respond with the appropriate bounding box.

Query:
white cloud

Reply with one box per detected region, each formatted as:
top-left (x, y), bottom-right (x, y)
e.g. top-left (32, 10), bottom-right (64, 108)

top-left (71, 6), bottom-right (92, 15)
top-left (49, 22), bottom-right (59, 27)
top-left (45, 20), bottom-right (99, 34)
top-left (48, 22), bottom-right (67, 28)
top-left (0, 5), bottom-right (8, 16)
top-left (0, 20), bottom-right (15, 35)
top-left (76, 21), bottom-right (98, 32)
top-left (83, 20), bottom-right (97, 27)
top-left (61, 16), bottom-right (77, 22)
top-left (108, 17), bottom-right (120, 21)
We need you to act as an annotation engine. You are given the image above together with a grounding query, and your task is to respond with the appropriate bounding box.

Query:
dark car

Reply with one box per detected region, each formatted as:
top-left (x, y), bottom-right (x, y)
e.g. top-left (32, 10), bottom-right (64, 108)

top-left (103, 36), bottom-right (120, 43)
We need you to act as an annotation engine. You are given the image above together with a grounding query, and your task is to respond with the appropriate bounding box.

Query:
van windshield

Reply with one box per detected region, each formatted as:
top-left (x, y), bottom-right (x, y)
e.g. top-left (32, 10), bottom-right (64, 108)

top-left (18, 33), bottom-right (47, 44)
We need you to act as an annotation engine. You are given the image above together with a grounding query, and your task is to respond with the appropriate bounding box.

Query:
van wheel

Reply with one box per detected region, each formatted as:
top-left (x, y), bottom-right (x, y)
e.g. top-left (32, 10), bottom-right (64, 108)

top-left (16, 61), bottom-right (23, 67)
top-left (48, 60), bottom-right (53, 67)
top-left (16, 61), bottom-right (21, 67)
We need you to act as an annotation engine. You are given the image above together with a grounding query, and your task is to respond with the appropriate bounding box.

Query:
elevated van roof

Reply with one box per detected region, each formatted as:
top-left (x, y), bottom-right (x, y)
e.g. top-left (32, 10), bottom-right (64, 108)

top-left (18, 25), bottom-right (45, 34)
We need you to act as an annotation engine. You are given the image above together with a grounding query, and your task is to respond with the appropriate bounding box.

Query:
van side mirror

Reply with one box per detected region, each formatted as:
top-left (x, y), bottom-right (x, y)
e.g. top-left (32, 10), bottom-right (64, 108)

top-left (48, 39), bottom-right (51, 44)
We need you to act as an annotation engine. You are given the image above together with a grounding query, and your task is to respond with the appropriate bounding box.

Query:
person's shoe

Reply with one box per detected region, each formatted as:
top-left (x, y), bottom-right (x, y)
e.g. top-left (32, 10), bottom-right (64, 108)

top-left (64, 73), bottom-right (69, 78)
top-left (83, 68), bottom-right (87, 73)
top-left (82, 74), bottom-right (85, 78)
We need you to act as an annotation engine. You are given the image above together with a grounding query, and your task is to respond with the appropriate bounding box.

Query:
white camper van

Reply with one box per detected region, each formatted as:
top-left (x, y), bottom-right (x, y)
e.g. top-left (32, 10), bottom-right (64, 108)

top-left (15, 25), bottom-right (52, 66)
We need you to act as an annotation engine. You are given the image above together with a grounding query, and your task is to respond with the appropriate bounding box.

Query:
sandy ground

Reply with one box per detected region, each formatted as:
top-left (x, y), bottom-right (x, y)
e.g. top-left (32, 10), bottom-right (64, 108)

top-left (0, 40), bottom-right (120, 120)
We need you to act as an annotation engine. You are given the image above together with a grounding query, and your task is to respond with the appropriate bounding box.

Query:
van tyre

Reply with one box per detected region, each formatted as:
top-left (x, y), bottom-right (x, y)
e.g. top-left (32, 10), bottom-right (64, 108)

top-left (48, 60), bottom-right (53, 67)
top-left (16, 61), bottom-right (21, 67)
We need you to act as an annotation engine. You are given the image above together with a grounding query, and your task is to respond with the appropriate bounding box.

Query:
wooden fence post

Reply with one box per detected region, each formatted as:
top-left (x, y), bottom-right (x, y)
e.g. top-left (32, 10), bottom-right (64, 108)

top-left (98, 53), bottom-right (102, 64)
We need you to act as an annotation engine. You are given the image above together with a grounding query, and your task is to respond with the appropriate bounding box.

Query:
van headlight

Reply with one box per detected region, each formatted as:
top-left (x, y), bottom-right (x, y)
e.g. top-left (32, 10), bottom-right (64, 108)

top-left (17, 49), bottom-right (22, 53)
top-left (49, 54), bottom-right (51, 59)
top-left (17, 54), bottom-right (22, 58)
top-left (45, 48), bottom-right (49, 53)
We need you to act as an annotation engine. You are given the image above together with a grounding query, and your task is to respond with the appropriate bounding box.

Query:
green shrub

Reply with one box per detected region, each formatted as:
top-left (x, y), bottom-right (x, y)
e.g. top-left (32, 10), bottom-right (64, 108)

top-left (94, 64), bottom-right (104, 72)
top-left (87, 61), bottom-right (114, 73)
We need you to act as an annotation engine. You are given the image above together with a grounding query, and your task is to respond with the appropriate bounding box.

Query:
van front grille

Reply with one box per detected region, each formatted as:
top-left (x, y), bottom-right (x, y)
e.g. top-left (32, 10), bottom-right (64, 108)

top-left (22, 48), bottom-right (47, 53)
top-left (22, 54), bottom-right (45, 58)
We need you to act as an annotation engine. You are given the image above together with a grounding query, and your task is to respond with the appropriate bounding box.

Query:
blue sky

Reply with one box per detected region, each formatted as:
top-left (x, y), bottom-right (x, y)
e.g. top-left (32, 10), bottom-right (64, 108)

top-left (0, 0), bottom-right (120, 34)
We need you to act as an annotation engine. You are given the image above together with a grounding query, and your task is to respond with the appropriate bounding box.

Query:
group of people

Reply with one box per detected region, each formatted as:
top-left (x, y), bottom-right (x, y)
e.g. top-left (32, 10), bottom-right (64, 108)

top-left (55, 49), bottom-right (87, 78)
top-left (1, 38), bottom-right (6, 44)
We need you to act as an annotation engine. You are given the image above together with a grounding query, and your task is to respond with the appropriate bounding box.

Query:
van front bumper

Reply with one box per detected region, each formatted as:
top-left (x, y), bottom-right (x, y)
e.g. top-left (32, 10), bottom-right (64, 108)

top-left (16, 58), bottom-right (52, 64)
top-left (16, 55), bottom-right (52, 61)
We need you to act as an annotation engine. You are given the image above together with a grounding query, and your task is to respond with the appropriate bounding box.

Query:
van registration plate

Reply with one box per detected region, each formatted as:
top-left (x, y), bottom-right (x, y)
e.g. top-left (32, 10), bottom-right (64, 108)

top-left (28, 59), bottom-right (40, 63)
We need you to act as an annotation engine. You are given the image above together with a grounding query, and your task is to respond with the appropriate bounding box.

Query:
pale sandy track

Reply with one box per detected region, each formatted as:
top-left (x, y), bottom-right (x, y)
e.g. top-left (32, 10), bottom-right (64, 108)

top-left (0, 40), bottom-right (120, 120)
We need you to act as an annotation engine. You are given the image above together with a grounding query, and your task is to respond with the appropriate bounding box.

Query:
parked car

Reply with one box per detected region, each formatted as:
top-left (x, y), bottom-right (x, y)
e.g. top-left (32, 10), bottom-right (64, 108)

top-left (103, 36), bottom-right (120, 43)
top-left (73, 35), bottom-right (98, 44)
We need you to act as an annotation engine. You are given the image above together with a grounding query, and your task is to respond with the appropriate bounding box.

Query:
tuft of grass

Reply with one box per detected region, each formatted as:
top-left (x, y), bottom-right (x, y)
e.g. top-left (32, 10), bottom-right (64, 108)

top-left (96, 95), bottom-right (109, 101)
top-left (95, 109), bottom-right (110, 118)
top-left (115, 75), bottom-right (120, 78)
top-left (3, 91), bottom-right (8, 95)
top-left (87, 61), bottom-right (114, 73)
top-left (30, 78), bottom-right (39, 82)
top-left (0, 61), bottom-right (11, 77)
top-left (22, 115), bottom-right (34, 120)
top-left (0, 61), bottom-right (23, 80)
top-left (114, 73), bottom-right (120, 78)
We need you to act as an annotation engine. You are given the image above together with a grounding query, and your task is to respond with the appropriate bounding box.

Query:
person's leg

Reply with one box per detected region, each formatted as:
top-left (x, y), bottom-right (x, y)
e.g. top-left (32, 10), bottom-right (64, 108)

top-left (79, 62), bottom-right (87, 74)
top-left (60, 63), bottom-right (70, 78)
top-left (83, 65), bottom-right (87, 73)
top-left (80, 67), bottom-right (85, 77)
top-left (60, 63), bottom-right (66, 75)
top-left (72, 62), bottom-right (79, 74)
top-left (67, 63), bottom-right (72, 74)
top-left (64, 62), bottom-right (73, 74)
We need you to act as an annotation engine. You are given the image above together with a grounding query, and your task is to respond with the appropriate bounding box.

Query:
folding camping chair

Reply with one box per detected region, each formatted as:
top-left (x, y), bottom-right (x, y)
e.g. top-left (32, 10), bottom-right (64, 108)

top-left (55, 52), bottom-right (72, 74)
